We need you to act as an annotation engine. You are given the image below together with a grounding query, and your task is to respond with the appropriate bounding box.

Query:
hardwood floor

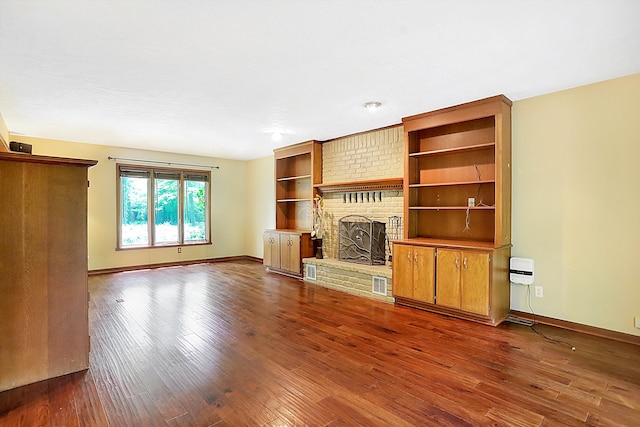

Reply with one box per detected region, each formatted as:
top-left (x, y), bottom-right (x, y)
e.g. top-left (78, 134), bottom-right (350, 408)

top-left (1, 260), bottom-right (639, 426)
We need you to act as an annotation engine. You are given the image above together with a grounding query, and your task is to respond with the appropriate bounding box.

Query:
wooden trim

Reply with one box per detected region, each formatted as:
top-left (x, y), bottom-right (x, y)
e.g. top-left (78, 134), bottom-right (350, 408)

top-left (0, 151), bottom-right (98, 167)
top-left (115, 242), bottom-right (213, 251)
top-left (315, 177), bottom-right (403, 193)
top-left (0, 134), bottom-right (8, 152)
top-left (265, 267), bottom-right (304, 280)
top-left (88, 256), bottom-right (260, 276)
top-left (392, 238), bottom-right (508, 250)
top-left (509, 310), bottom-right (640, 346)
top-left (273, 140), bottom-right (316, 159)
top-left (402, 95), bottom-right (512, 123)
top-left (395, 297), bottom-right (505, 326)
top-left (402, 95), bottom-right (512, 134)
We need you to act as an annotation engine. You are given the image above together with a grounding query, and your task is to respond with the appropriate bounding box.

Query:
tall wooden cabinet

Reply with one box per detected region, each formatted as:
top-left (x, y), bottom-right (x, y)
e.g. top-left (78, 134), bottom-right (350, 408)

top-left (264, 141), bottom-right (321, 277)
top-left (0, 152), bottom-right (97, 391)
top-left (393, 95), bottom-right (512, 325)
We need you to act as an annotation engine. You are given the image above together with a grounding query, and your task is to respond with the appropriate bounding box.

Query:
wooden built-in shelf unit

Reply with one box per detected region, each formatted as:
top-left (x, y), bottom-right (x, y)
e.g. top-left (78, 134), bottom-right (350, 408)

top-left (274, 141), bottom-right (322, 231)
top-left (265, 141), bottom-right (321, 277)
top-left (405, 110), bottom-right (510, 245)
top-left (394, 95), bottom-right (512, 325)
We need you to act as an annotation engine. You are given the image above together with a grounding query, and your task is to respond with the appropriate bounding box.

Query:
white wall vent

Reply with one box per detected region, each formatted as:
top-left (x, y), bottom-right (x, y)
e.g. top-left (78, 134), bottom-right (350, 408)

top-left (305, 264), bottom-right (316, 281)
top-left (372, 276), bottom-right (387, 296)
top-left (510, 257), bottom-right (534, 285)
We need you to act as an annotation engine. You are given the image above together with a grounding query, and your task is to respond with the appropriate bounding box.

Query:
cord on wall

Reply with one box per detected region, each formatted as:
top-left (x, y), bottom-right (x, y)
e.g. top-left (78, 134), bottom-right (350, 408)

top-left (464, 164), bottom-right (496, 232)
top-left (525, 284), bottom-right (576, 351)
top-left (463, 206), bottom-right (471, 232)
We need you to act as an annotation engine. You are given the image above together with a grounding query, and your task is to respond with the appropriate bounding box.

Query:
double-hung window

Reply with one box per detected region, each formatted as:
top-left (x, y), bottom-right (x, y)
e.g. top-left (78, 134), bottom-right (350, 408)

top-left (117, 165), bottom-right (210, 249)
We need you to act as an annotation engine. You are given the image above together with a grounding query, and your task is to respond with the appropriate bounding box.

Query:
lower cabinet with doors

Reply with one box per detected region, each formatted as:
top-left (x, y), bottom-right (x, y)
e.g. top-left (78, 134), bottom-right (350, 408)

top-left (263, 230), bottom-right (314, 277)
top-left (392, 244), bottom-right (435, 303)
top-left (392, 241), bottom-right (511, 325)
top-left (263, 231), bottom-right (281, 271)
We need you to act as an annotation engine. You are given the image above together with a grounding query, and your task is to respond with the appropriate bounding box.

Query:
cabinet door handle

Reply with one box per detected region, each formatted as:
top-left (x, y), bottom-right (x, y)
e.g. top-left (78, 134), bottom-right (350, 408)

top-left (414, 253), bottom-right (418, 264)
top-left (463, 257), bottom-right (467, 270)
top-left (455, 257), bottom-right (459, 269)
top-left (408, 251), bottom-right (412, 264)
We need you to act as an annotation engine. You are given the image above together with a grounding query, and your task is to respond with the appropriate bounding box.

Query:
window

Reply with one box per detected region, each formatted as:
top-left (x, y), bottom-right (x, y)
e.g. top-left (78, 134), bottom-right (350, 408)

top-left (117, 165), bottom-right (210, 249)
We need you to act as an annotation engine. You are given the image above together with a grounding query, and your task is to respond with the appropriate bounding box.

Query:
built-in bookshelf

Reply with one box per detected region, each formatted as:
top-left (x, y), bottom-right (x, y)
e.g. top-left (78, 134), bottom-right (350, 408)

top-left (393, 95), bottom-right (513, 325)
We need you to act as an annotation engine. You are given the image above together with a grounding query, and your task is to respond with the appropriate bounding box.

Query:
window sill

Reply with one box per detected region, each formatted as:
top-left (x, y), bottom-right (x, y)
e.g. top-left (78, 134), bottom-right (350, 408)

top-left (116, 241), bottom-right (212, 251)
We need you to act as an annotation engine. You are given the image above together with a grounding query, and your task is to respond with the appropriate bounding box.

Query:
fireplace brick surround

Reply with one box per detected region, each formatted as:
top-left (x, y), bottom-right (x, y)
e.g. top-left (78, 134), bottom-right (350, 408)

top-left (303, 125), bottom-right (404, 301)
top-left (322, 125), bottom-right (403, 183)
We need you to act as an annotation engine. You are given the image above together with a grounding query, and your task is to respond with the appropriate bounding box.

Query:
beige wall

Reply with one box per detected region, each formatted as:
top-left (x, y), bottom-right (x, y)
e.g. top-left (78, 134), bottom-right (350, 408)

top-left (511, 73), bottom-right (640, 336)
top-left (245, 155), bottom-right (275, 258)
top-left (7, 135), bottom-right (249, 271)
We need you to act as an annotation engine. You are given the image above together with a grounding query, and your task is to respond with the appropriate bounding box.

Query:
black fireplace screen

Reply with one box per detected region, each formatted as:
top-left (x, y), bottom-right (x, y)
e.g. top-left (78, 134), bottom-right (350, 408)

top-left (338, 215), bottom-right (386, 265)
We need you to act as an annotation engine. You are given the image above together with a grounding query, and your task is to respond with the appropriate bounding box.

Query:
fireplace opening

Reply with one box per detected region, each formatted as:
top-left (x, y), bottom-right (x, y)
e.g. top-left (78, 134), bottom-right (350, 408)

top-left (338, 215), bottom-right (386, 265)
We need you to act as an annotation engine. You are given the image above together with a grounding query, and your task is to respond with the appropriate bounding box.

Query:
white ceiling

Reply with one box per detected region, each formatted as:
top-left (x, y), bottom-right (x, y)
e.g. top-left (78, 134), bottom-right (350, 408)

top-left (1, 0), bottom-right (639, 161)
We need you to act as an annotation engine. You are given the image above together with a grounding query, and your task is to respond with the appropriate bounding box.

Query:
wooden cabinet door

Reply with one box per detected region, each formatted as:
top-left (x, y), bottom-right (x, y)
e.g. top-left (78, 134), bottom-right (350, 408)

top-left (461, 251), bottom-right (490, 315)
top-left (392, 244), bottom-right (414, 299)
top-left (279, 234), bottom-right (291, 272)
top-left (413, 246), bottom-right (435, 303)
top-left (286, 234), bottom-right (301, 274)
top-left (279, 233), bottom-right (301, 274)
top-left (263, 232), bottom-right (280, 269)
top-left (436, 249), bottom-right (461, 309)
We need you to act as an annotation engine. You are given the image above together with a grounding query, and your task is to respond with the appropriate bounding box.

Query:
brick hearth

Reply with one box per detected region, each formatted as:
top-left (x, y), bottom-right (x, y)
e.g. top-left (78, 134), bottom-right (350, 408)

top-left (302, 257), bottom-right (393, 303)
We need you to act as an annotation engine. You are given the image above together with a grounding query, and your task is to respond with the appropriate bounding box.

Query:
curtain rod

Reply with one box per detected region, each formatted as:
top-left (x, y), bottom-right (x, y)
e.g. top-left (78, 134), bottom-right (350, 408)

top-left (108, 156), bottom-right (220, 170)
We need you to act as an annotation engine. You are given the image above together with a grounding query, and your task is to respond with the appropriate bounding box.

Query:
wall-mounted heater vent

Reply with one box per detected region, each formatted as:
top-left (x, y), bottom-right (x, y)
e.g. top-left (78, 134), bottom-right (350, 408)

top-left (305, 264), bottom-right (317, 281)
top-left (372, 276), bottom-right (387, 296)
top-left (510, 257), bottom-right (534, 285)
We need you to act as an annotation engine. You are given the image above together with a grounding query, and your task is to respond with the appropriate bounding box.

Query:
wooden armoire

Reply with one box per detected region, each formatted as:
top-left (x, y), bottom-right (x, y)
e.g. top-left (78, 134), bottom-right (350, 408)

top-left (0, 151), bottom-right (97, 391)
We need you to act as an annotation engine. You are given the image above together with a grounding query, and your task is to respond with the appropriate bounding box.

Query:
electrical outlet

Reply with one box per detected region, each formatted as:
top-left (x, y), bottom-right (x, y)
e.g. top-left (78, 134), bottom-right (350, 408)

top-left (635, 316), bottom-right (640, 329)
top-left (177, 247), bottom-right (182, 253)
top-left (534, 286), bottom-right (543, 298)
top-left (468, 197), bottom-right (475, 207)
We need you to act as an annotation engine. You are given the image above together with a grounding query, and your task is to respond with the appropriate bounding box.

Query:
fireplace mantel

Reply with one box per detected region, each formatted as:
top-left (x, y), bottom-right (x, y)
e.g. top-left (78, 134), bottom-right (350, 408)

top-left (314, 177), bottom-right (403, 194)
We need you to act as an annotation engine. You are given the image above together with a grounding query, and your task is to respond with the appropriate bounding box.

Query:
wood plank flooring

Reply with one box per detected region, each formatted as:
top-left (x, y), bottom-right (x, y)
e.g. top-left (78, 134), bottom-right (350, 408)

top-left (1, 260), bottom-right (639, 426)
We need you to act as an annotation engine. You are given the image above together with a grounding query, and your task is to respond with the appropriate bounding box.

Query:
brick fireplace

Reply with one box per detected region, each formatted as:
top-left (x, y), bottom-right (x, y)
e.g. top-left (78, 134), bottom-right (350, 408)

top-left (303, 125), bottom-right (404, 302)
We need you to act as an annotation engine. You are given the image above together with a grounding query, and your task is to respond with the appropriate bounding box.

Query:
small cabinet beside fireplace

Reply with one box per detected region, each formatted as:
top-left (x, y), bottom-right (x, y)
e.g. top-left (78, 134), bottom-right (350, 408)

top-left (263, 230), bottom-right (314, 277)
